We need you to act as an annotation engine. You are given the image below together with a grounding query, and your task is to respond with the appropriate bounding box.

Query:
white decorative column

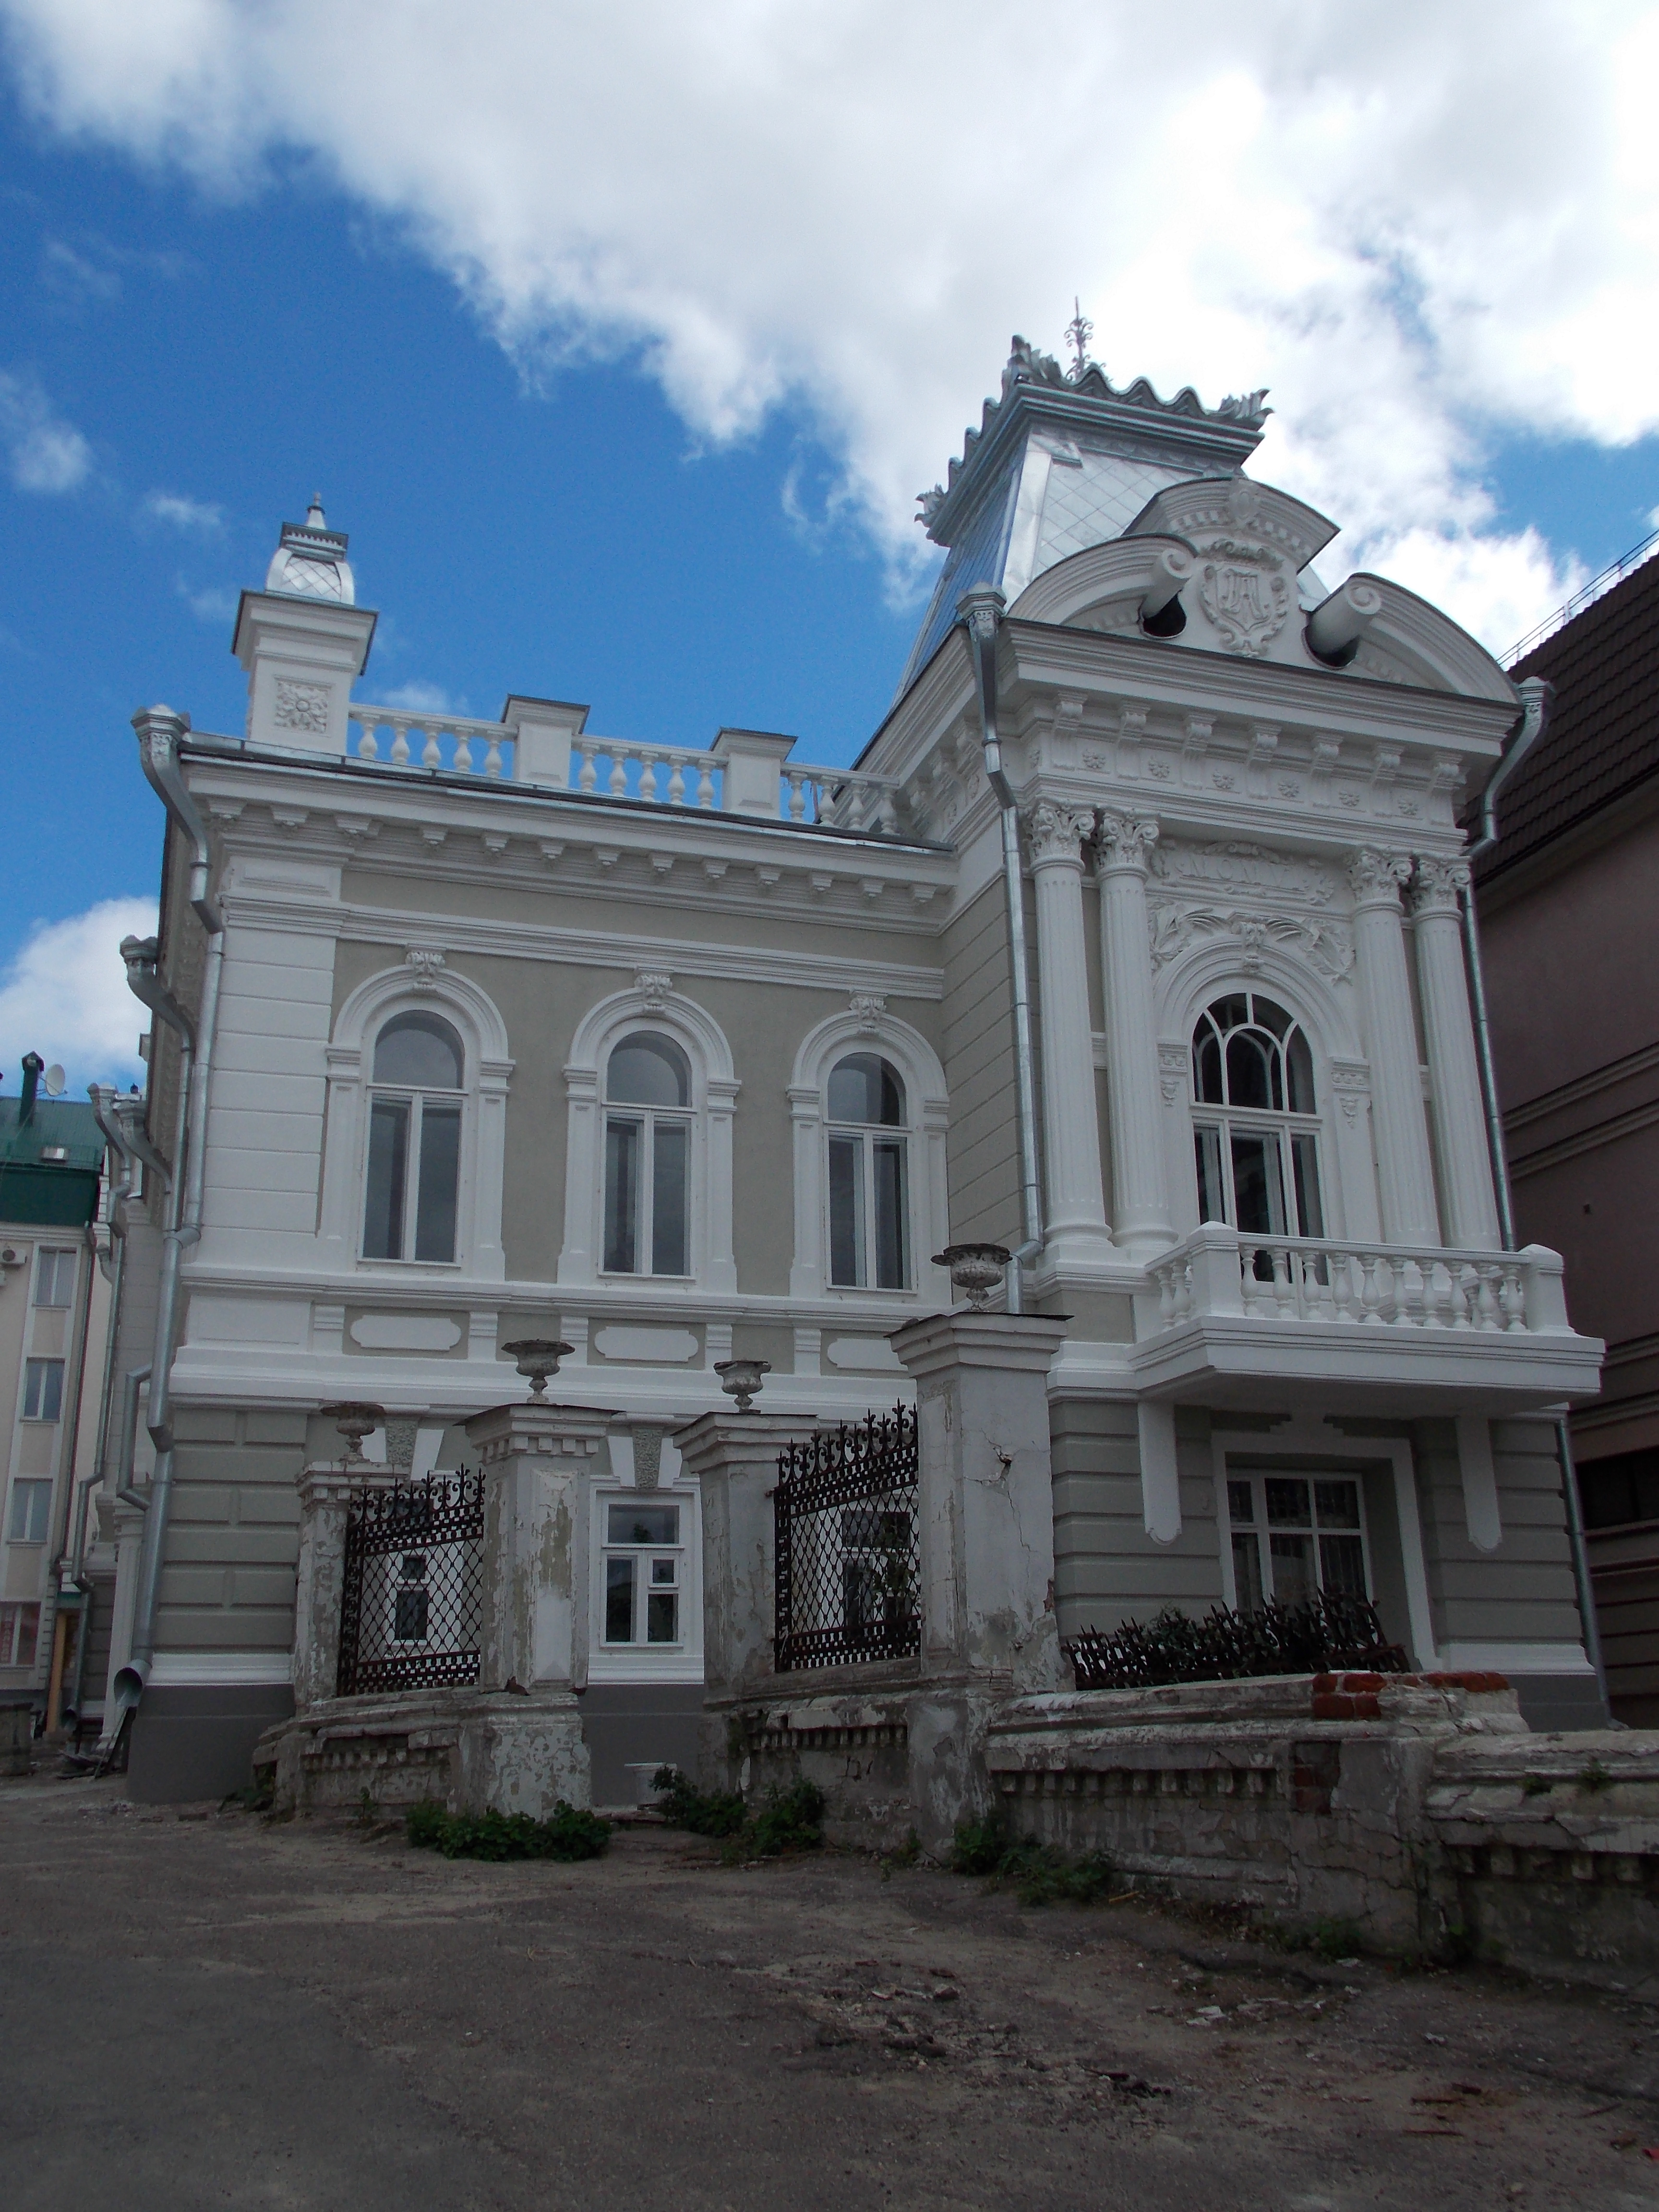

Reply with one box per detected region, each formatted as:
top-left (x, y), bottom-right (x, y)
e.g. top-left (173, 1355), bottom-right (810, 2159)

top-left (556, 1063), bottom-right (600, 1285)
top-left (291, 1460), bottom-right (396, 1710)
top-left (1409, 857), bottom-right (1502, 1250)
top-left (1026, 801), bottom-right (1114, 1270)
top-left (705, 1074), bottom-right (740, 1292)
top-left (1095, 810), bottom-right (1173, 1258)
top-left (1347, 850), bottom-right (1441, 1246)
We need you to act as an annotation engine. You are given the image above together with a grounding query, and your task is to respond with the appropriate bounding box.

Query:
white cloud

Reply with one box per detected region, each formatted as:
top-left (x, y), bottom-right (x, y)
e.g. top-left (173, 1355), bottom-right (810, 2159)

top-left (0, 367), bottom-right (91, 492)
top-left (0, 897), bottom-right (158, 1090)
top-left (4, 0), bottom-right (1658, 650)
top-left (146, 489), bottom-right (223, 533)
top-left (380, 679), bottom-right (457, 715)
top-left (175, 577), bottom-right (237, 622)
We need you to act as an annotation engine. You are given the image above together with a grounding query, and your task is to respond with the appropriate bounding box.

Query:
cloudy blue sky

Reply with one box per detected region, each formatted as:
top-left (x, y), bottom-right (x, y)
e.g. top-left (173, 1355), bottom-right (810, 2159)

top-left (1, 0), bottom-right (1657, 1091)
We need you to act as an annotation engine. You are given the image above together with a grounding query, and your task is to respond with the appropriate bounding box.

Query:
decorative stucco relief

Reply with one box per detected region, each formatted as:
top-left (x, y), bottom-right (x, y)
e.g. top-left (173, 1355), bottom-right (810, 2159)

top-left (273, 678), bottom-right (330, 732)
top-left (1150, 839), bottom-right (1339, 909)
top-left (1146, 902), bottom-right (1355, 980)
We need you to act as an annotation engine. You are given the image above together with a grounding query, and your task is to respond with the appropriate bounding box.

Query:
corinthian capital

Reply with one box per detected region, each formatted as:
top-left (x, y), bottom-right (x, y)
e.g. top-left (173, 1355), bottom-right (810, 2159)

top-left (1023, 799), bottom-right (1095, 868)
top-left (1407, 854), bottom-right (1473, 917)
top-left (1095, 810), bottom-right (1160, 874)
top-left (1346, 848), bottom-right (1413, 909)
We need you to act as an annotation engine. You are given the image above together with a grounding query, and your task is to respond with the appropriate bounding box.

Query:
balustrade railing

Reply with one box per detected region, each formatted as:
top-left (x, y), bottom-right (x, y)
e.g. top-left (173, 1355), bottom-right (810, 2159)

top-left (1146, 1227), bottom-right (1570, 1336)
top-left (344, 705), bottom-right (902, 830)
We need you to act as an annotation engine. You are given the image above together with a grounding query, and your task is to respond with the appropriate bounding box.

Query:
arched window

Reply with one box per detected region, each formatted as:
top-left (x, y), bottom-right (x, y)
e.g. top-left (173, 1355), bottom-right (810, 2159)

top-left (363, 1011), bottom-right (465, 1262)
top-left (603, 1032), bottom-right (692, 1277)
top-left (827, 1052), bottom-right (908, 1289)
top-left (1190, 993), bottom-right (1324, 1239)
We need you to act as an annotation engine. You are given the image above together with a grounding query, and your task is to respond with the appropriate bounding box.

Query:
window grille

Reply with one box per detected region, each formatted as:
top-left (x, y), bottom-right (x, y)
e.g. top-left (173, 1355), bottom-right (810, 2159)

top-left (337, 1472), bottom-right (485, 1695)
top-left (774, 1406), bottom-right (920, 1671)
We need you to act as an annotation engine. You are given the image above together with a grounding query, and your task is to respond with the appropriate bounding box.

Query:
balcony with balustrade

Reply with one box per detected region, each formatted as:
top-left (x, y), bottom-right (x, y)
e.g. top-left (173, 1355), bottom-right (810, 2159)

top-left (341, 704), bottom-right (906, 837)
top-left (1130, 1223), bottom-right (1604, 1413)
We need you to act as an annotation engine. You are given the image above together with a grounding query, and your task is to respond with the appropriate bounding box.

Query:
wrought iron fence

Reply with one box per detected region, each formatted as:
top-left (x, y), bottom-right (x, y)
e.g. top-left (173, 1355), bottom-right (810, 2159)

top-left (337, 1471), bottom-right (486, 1696)
top-left (1065, 1589), bottom-right (1408, 1692)
top-left (774, 1405), bottom-right (920, 1673)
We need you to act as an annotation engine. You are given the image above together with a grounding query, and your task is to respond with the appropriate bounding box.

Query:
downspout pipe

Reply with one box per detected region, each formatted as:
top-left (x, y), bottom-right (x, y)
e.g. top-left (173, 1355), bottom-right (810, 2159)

top-left (113, 706), bottom-right (226, 1713)
top-left (1460, 676), bottom-right (1609, 1716)
top-left (958, 587), bottom-right (1044, 1312)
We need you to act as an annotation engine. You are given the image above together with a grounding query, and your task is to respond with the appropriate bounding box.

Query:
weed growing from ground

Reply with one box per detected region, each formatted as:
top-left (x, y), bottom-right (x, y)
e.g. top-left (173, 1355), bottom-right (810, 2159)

top-left (947, 1816), bottom-right (1114, 1906)
top-left (652, 1766), bottom-right (747, 1838)
top-left (405, 1800), bottom-right (612, 1861)
top-left (652, 1768), bottom-right (825, 1862)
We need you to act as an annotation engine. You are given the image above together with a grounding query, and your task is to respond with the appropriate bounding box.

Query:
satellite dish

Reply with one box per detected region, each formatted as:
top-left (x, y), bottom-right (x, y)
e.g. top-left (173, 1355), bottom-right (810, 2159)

top-left (42, 1064), bottom-right (65, 1098)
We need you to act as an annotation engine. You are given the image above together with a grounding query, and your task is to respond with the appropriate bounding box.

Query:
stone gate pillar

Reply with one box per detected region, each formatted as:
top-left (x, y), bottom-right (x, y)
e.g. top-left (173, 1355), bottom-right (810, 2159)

top-left (461, 1397), bottom-right (618, 1814)
top-left (672, 1411), bottom-right (823, 1791)
top-left (292, 1461), bottom-right (396, 1712)
top-left (890, 1310), bottom-right (1067, 1849)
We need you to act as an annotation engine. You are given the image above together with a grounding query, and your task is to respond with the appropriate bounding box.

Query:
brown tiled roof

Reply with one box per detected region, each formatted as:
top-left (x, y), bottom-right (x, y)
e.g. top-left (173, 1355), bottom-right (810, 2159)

top-left (1475, 548), bottom-right (1659, 884)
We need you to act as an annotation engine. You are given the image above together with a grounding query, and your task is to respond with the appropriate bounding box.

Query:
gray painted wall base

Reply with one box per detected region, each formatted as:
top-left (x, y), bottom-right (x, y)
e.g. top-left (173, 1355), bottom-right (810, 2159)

top-left (581, 1683), bottom-right (704, 1807)
top-left (129, 1684), bottom-right (295, 1804)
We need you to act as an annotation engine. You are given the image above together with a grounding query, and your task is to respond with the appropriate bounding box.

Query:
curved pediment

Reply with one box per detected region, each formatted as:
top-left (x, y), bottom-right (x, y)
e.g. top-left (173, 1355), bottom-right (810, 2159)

top-left (1337, 574), bottom-right (1517, 703)
top-left (1007, 533), bottom-right (1197, 633)
top-left (1126, 475), bottom-right (1340, 572)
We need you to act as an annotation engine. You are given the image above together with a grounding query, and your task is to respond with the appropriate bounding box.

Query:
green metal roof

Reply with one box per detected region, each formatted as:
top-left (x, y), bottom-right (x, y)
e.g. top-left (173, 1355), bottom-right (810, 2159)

top-left (0, 1096), bottom-right (105, 1227)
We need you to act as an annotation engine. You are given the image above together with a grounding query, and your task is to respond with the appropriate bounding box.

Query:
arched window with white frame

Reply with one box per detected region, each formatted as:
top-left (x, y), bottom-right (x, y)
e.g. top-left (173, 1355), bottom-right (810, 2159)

top-left (603, 1031), bottom-right (693, 1278)
top-left (826, 1052), bottom-right (910, 1290)
top-left (1190, 991), bottom-right (1324, 1240)
top-left (363, 1010), bottom-right (466, 1262)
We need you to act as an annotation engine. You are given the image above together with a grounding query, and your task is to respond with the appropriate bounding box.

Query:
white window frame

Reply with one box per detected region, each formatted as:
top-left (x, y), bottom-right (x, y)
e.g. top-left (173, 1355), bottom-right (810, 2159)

top-left (601, 1034), bottom-right (696, 1281)
top-left (825, 1056), bottom-right (912, 1292)
top-left (8, 1479), bottom-right (52, 1543)
top-left (1190, 993), bottom-right (1325, 1241)
top-left (361, 1015), bottom-right (468, 1265)
top-left (316, 965), bottom-right (513, 1281)
top-left (21, 1359), bottom-right (63, 1423)
top-left (558, 985), bottom-right (738, 1294)
top-left (789, 1010), bottom-right (950, 1304)
top-left (33, 1248), bottom-right (76, 1309)
top-left (1222, 1467), bottom-right (1373, 1612)
top-left (588, 1468), bottom-right (704, 1685)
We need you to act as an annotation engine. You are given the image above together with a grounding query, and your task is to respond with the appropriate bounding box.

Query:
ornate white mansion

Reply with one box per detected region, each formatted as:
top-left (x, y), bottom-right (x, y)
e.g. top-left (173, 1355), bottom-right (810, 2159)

top-left (86, 337), bottom-right (1603, 1800)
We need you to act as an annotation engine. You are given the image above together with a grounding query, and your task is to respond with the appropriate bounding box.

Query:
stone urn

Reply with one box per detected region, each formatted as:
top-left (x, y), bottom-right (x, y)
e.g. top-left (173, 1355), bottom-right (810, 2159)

top-left (500, 1338), bottom-right (575, 1402)
top-left (318, 1401), bottom-right (386, 1464)
top-left (713, 1357), bottom-right (770, 1413)
top-left (932, 1243), bottom-right (1012, 1312)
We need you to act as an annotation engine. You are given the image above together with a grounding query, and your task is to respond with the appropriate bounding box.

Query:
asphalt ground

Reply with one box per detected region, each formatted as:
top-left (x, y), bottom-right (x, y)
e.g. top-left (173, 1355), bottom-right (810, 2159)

top-left (4, 1771), bottom-right (1659, 2211)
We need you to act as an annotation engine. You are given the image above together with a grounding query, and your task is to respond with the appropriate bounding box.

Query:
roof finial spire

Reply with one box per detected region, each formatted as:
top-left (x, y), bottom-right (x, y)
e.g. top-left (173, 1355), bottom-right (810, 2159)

top-left (306, 491), bottom-right (327, 529)
top-left (1065, 297), bottom-right (1094, 382)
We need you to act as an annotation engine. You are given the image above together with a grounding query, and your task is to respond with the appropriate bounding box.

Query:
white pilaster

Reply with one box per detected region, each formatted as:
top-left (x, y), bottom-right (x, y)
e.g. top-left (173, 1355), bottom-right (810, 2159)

top-left (1095, 810), bottom-right (1173, 1258)
top-left (1410, 857), bottom-right (1502, 1250)
top-left (1347, 850), bottom-right (1441, 1246)
top-left (705, 1075), bottom-right (740, 1292)
top-left (1026, 801), bottom-right (1114, 1269)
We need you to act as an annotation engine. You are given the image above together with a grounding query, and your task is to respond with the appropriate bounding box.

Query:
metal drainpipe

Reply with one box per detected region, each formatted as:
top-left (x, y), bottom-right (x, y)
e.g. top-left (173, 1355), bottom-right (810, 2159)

top-left (959, 587), bottom-right (1044, 1312)
top-left (1462, 675), bottom-right (1610, 1715)
top-left (112, 707), bottom-right (226, 1715)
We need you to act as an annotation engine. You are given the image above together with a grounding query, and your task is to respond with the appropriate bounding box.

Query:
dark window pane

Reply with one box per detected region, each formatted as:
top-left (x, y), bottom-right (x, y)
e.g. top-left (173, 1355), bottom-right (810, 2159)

top-left (1291, 1133), bottom-right (1324, 1239)
top-left (1213, 995), bottom-right (1249, 1032)
top-left (1579, 1448), bottom-right (1659, 1529)
top-left (646, 1590), bottom-right (679, 1643)
top-left (1230, 1131), bottom-right (1288, 1236)
top-left (608, 1032), bottom-right (690, 1108)
top-left (651, 1119), bottom-right (689, 1275)
top-left (828, 1133), bottom-right (865, 1286)
top-left (373, 1011), bottom-right (462, 1088)
top-left (1226, 1029), bottom-right (1276, 1110)
top-left (414, 1104), bottom-right (460, 1262)
top-left (1232, 1531), bottom-right (1264, 1612)
top-left (873, 1137), bottom-right (907, 1290)
top-left (650, 1558), bottom-right (676, 1586)
top-left (1227, 1479), bottom-right (1254, 1524)
top-left (394, 1587), bottom-right (429, 1642)
top-left (364, 1098), bottom-right (409, 1258)
top-left (1194, 1125), bottom-right (1225, 1221)
top-left (1314, 1479), bottom-right (1362, 1529)
top-left (1265, 1478), bottom-right (1310, 1527)
top-left (828, 1052), bottom-right (904, 1126)
top-left (604, 1118), bottom-right (640, 1273)
top-left (1193, 1029), bottom-right (1223, 1103)
top-left (1252, 996), bottom-right (1291, 1041)
top-left (607, 1504), bottom-right (679, 1546)
top-left (605, 1557), bottom-right (635, 1642)
top-left (1286, 1028), bottom-right (1317, 1114)
top-left (1269, 1532), bottom-right (1314, 1604)
top-left (1319, 1534), bottom-right (1368, 1596)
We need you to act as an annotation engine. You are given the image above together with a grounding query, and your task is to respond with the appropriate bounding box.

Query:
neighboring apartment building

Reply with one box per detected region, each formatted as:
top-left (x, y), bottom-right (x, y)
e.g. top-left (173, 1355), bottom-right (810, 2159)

top-left (0, 1055), bottom-right (114, 1731)
top-left (96, 340), bottom-right (1605, 1801)
top-left (1475, 541), bottom-right (1659, 1723)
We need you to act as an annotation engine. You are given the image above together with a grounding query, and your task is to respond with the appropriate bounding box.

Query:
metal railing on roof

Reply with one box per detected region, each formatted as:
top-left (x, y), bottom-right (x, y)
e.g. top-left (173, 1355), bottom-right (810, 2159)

top-left (1505, 525), bottom-right (1659, 667)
